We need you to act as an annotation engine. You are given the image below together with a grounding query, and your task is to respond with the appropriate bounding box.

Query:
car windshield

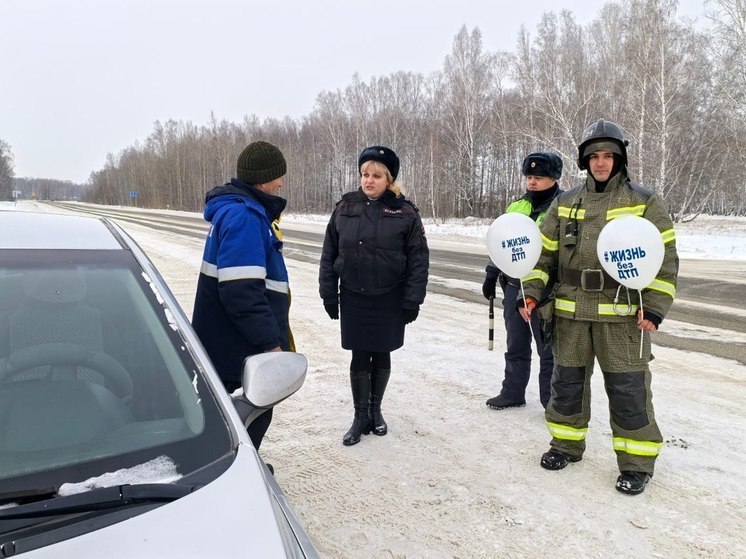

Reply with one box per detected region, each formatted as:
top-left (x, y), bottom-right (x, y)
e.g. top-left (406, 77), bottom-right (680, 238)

top-left (0, 249), bottom-right (232, 494)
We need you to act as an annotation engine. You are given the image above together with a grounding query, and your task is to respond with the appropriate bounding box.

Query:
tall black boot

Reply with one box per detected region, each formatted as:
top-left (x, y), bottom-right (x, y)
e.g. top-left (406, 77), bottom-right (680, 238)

top-left (343, 370), bottom-right (371, 446)
top-left (370, 368), bottom-right (391, 436)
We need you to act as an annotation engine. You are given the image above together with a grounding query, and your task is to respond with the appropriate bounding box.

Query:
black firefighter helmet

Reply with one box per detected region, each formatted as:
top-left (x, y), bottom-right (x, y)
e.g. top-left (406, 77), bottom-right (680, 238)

top-left (577, 118), bottom-right (629, 170)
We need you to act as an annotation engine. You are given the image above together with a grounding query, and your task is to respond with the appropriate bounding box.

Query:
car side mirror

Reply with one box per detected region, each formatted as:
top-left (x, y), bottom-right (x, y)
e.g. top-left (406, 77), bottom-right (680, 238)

top-left (231, 352), bottom-right (308, 429)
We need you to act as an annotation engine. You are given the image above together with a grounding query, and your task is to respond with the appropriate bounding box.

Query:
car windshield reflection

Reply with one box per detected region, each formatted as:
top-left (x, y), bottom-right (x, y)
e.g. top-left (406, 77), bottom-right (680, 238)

top-left (0, 250), bottom-right (231, 488)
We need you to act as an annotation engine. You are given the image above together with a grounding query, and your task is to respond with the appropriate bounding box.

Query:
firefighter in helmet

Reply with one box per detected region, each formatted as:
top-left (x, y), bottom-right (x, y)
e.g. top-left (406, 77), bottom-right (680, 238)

top-left (518, 119), bottom-right (679, 495)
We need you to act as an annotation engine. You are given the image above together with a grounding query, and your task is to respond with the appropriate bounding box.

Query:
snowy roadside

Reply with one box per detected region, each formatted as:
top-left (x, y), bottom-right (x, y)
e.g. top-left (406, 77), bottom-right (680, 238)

top-left (120, 219), bottom-right (746, 559)
top-left (5, 201), bottom-right (746, 558)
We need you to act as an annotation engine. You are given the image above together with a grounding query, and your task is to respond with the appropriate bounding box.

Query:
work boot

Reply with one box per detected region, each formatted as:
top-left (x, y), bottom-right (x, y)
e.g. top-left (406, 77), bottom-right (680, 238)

top-left (540, 448), bottom-right (581, 470)
top-left (486, 394), bottom-right (526, 410)
top-left (370, 368), bottom-right (391, 436)
top-left (615, 471), bottom-right (651, 495)
top-left (343, 370), bottom-right (371, 446)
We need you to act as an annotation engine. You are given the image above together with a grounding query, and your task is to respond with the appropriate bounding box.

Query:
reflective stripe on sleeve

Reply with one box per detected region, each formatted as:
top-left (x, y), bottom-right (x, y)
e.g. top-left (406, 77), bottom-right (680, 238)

top-left (200, 261), bottom-right (218, 278)
top-left (266, 278), bottom-right (289, 294)
top-left (541, 234), bottom-right (559, 252)
top-left (218, 265), bottom-right (266, 282)
top-left (524, 269), bottom-right (549, 285)
top-left (660, 228), bottom-right (676, 244)
top-left (646, 278), bottom-right (676, 298)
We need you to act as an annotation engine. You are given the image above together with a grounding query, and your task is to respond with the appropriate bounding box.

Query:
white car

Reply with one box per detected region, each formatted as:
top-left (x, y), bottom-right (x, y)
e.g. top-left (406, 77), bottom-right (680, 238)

top-left (0, 211), bottom-right (318, 558)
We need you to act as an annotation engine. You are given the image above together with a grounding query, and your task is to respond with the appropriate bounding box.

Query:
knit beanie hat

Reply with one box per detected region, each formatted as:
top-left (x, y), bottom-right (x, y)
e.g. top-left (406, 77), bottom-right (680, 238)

top-left (236, 141), bottom-right (287, 184)
top-left (358, 146), bottom-right (400, 181)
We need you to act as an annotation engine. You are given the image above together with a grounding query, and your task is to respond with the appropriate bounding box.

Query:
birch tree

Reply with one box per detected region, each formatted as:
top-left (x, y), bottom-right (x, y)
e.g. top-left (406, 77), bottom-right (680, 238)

top-left (442, 26), bottom-right (496, 217)
top-left (0, 140), bottom-right (14, 201)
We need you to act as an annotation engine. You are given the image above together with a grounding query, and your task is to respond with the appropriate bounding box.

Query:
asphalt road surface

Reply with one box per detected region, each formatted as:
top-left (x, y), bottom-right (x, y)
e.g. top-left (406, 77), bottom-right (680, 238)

top-left (47, 201), bottom-right (746, 366)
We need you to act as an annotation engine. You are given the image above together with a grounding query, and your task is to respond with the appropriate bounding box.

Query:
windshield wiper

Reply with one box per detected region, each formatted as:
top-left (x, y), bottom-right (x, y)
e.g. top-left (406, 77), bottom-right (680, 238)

top-left (0, 487), bottom-right (57, 507)
top-left (0, 483), bottom-right (197, 520)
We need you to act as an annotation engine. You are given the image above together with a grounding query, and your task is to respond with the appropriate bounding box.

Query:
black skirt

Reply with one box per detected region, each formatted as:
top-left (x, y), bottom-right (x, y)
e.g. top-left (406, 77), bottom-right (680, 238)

top-left (340, 287), bottom-right (405, 352)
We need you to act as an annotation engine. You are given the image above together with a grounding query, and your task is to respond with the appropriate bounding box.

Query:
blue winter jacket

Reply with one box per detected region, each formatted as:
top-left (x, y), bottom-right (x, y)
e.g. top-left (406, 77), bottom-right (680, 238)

top-left (192, 179), bottom-right (290, 383)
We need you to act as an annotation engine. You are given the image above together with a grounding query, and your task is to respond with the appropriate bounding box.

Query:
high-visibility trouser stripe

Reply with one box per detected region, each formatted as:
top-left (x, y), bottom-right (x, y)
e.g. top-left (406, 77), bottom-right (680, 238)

top-left (606, 205), bottom-right (646, 219)
top-left (553, 300), bottom-right (639, 316)
top-left (541, 234), bottom-right (559, 252)
top-left (647, 278), bottom-right (676, 298)
top-left (613, 437), bottom-right (663, 457)
top-left (661, 228), bottom-right (676, 244)
top-left (557, 206), bottom-right (586, 220)
top-left (524, 269), bottom-right (549, 285)
top-left (547, 422), bottom-right (588, 441)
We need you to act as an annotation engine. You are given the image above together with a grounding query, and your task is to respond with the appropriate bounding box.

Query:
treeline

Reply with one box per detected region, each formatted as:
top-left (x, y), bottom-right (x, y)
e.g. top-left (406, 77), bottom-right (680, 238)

top-left (78, 0), bottom-right (746, 218)
top-left (0, 140), bottom-right (13, 201)
top-left (12, 177), bottom-right (86, 202)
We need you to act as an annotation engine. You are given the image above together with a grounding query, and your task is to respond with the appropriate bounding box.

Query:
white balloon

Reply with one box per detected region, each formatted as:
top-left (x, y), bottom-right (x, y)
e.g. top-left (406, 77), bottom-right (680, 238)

top-left (596, 215), bottom-right (665, 290)
top-left (485, 213), bottom-right (543, 279)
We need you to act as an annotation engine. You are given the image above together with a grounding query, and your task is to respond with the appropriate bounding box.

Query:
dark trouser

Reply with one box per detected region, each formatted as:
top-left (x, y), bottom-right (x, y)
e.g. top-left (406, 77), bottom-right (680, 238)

top-left (224, 380), bottom-right (273, 451)
top-left (546, 317), bottom-right (662, 474)
top-left (501, 283), bottom-right (553, 406)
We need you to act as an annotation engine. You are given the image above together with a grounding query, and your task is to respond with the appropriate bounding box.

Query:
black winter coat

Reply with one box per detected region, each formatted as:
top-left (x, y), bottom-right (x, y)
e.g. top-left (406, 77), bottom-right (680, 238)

top-left (319, 188), bottom-right (429, 309)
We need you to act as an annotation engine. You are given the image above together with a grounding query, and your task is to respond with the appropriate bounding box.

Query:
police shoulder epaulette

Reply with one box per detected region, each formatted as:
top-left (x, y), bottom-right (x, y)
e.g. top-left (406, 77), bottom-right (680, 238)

top-left (404, 199), bottom-right (420, 213)
top-left (341, 190), bottom-right (362, 202)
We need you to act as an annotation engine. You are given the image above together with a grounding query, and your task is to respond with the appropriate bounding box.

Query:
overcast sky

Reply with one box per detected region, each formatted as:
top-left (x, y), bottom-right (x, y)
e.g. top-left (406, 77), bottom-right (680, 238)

top-left (1, 0), bottom-right (710, 184)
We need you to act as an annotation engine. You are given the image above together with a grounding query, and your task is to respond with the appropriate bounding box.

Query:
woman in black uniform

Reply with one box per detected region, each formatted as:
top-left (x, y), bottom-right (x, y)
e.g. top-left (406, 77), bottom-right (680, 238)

top-left (319, 146), bottom-right (430, 446)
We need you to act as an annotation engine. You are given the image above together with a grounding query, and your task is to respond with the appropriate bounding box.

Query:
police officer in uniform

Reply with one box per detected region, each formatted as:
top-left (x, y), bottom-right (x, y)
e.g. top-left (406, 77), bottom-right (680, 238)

top-left (518, 119), bottom-right (679, 495)
top-left (319, 146), bottom-right (429, 446)
top-left (482, 152), bottom-right (563, 410)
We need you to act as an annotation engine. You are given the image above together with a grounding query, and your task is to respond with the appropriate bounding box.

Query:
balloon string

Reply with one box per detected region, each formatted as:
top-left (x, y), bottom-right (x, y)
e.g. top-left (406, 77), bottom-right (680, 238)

top-left (638, 290), bottom-right (644, 359)
top-left (520, 280), bottom-right (535, 341)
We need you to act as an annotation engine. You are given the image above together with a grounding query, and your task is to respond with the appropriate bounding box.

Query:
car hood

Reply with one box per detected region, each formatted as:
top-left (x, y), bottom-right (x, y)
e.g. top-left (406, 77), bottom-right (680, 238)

top-left (23, 445), bottom-right (292, 558)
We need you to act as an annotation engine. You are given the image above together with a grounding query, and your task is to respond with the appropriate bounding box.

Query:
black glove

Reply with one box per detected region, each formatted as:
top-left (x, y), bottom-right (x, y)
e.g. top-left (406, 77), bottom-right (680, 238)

top-left (642, 310), bottom-right (662, 329)
top-left (403, 308), bottom-right (419, 324)
top-left (324, 303), bottom-right (339, 320)
top-left (498, 273), bottom-right (509, 292)
top-left (482, 276), bottom-right (497, 300)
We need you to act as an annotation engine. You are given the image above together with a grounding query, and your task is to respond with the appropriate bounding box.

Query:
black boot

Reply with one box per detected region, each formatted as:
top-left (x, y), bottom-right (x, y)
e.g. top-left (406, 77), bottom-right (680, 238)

top-left (615, 471), bottom-right (651, 495)
top-left (370, 368), bottom-right (391, 436)
top-left (540, 448), bottom-right (582, 470)
top-left (343, 370), bottom-right (371, 446)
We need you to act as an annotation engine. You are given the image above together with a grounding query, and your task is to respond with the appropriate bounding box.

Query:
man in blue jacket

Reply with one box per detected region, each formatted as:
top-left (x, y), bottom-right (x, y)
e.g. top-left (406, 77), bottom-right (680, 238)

top-left (192, 140), bottom-right (292, 451)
